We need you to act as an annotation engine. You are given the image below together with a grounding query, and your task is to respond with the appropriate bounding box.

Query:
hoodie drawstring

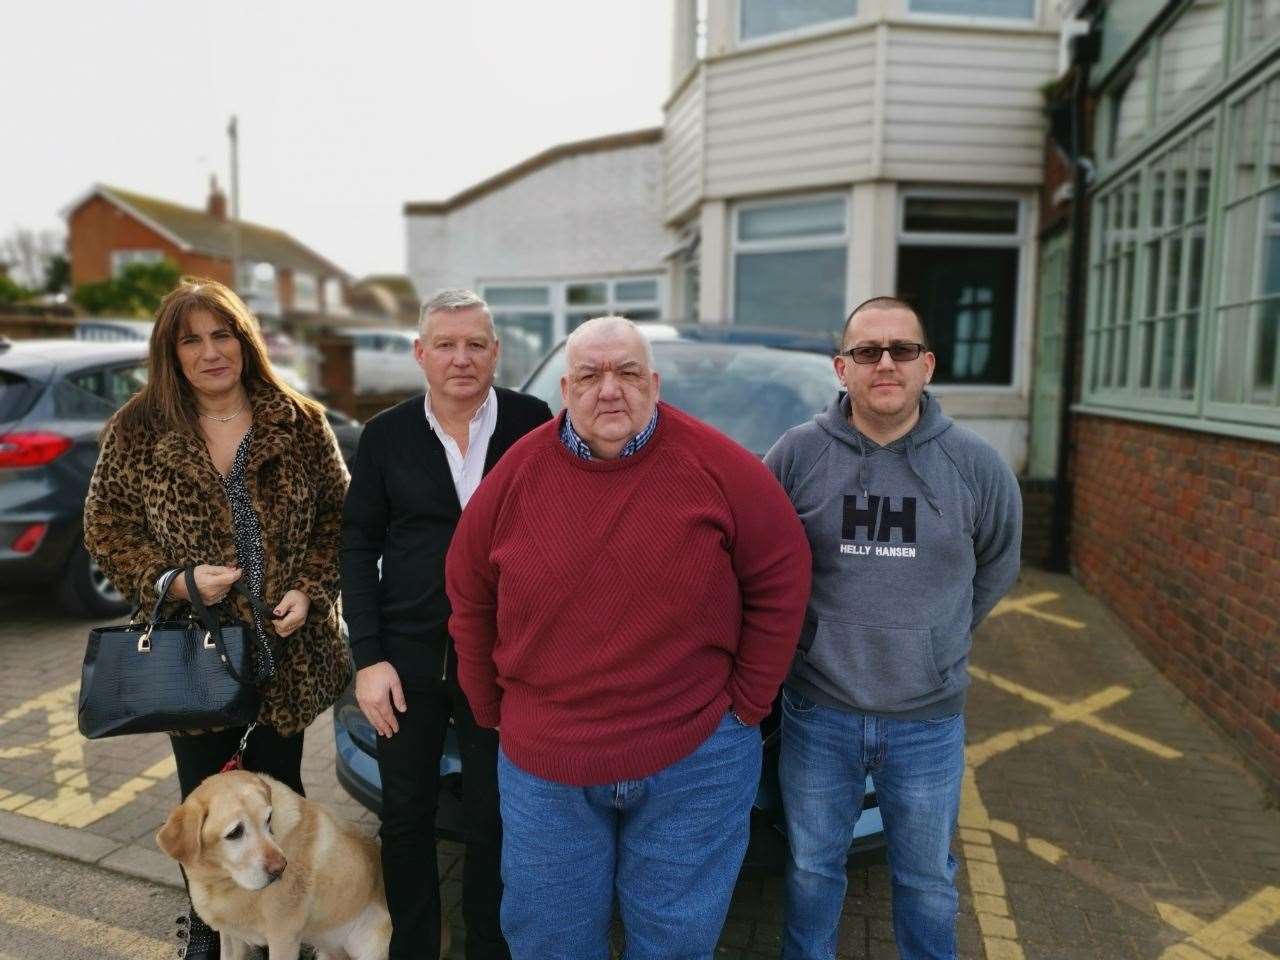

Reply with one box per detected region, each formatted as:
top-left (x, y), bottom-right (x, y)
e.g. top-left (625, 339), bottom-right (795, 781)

top-left (906, 438), bottom-right (944, 518)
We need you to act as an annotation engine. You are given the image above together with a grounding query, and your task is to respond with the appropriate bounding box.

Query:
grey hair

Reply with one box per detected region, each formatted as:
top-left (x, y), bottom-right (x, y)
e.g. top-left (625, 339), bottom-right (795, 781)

top-left (565, 315), bottom-right (654, 369)
top-left (419, 288), bottom-right (496, 339)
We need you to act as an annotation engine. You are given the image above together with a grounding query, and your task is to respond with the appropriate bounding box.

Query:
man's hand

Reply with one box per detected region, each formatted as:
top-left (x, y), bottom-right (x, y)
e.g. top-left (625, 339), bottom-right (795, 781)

top-left (170, 564), bottom-right (241, 605)
top-left (271, 589), bottom-right (311, 637)
top-left (356, 661), bottom-right (407, 738)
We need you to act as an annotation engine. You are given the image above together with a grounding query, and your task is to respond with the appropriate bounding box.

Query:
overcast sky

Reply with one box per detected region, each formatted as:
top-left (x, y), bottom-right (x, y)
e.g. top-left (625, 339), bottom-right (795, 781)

top-left (3, 1), bottom-right (673, 279)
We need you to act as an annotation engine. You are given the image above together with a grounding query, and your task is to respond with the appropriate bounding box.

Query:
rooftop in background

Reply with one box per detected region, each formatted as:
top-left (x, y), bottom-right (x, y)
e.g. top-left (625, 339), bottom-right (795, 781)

top-left (403, 128), bottom-right (662, 216)
top-left (63, 184), bottom-right (348, 280)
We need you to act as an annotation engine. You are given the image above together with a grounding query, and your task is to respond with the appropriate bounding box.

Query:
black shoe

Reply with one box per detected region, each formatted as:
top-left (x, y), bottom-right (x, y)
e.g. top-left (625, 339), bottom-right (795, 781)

top-left (174, 909), bottom-right (220, 960)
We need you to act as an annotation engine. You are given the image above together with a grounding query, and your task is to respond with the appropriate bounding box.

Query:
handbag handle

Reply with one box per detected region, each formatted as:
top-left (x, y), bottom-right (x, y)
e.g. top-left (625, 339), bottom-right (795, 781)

top-left (180, 567), bottom-right (279, 686)
top-left (147, 567), bottom-right (278, 625)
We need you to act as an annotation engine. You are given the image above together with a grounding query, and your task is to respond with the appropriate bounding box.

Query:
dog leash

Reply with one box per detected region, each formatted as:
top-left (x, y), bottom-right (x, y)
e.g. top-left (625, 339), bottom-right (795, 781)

top-left (219, 722), bottom-right (258, 773)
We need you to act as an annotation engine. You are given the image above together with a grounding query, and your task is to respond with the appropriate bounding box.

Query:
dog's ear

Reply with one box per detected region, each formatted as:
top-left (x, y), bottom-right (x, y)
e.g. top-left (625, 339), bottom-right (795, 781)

top-left (156, 798), bottom-right (206, 864)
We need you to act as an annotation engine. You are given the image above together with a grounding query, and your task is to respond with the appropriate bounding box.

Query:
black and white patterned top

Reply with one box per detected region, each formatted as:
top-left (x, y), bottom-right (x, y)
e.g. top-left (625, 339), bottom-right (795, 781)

top-left (223, 427), bottom-right (273, 680)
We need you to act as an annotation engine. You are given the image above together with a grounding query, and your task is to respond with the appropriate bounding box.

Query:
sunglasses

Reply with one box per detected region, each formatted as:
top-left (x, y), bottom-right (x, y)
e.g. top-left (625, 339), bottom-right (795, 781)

top-left (840, 342), bottom-right (927, 364)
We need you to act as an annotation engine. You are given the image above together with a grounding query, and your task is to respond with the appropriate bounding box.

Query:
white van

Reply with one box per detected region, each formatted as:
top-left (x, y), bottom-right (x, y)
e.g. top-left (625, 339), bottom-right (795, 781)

top-left (338, 328), bottom-right (422, 394)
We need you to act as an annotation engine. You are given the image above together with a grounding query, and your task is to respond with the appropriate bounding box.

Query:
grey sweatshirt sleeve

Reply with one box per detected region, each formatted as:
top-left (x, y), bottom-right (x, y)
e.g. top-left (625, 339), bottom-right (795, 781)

top-left (763, 433), bottom-right (794, 493)
top-left (970, 450), bottom-right (1022, 631)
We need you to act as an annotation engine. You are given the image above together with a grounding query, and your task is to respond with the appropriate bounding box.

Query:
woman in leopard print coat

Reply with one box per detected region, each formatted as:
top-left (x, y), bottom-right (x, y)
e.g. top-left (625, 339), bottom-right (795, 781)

top-left (83, 277), bottom-right (352, 960)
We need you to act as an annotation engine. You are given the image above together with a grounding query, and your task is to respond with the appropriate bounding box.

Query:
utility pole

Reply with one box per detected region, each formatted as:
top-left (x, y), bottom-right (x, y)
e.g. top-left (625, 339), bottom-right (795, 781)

top-left (228, 114), bottom-right (241, 293)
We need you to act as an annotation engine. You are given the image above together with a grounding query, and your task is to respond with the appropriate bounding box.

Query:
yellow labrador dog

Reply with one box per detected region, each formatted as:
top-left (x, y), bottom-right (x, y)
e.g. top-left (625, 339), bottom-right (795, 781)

top-left (157, 770), bottom-right (391, 960)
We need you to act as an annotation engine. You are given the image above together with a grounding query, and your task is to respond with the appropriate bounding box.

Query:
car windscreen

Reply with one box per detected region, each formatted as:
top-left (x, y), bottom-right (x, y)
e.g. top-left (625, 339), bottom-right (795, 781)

top-left (0, 371), bottom-right (41, 427)
top-left (523, 340), bottom-right (838, 454)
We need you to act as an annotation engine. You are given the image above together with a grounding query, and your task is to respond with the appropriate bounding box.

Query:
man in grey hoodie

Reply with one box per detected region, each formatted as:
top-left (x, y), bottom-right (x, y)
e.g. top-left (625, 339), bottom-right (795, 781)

top-left (764, 297), bottom-right (1022, 960)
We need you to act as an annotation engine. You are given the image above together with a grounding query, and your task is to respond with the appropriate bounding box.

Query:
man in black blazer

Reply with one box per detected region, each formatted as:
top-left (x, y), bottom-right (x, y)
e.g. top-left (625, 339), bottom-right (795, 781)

top-left (340, 288), bottom-right (553, 960)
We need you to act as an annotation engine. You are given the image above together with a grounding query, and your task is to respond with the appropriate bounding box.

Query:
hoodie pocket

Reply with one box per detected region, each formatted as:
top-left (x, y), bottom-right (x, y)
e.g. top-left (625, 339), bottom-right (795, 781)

top-left (802, 618), bottom-right (944, 712)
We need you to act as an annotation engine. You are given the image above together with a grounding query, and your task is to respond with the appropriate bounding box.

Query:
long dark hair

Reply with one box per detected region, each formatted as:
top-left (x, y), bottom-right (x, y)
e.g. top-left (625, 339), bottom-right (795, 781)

top-left (113, 276), bottom-right (321, 440)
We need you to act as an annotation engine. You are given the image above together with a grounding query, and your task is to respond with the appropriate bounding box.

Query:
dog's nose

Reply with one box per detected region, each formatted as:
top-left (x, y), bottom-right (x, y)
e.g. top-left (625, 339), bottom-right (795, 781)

top-left (266, 857), bottom-right (287, 882)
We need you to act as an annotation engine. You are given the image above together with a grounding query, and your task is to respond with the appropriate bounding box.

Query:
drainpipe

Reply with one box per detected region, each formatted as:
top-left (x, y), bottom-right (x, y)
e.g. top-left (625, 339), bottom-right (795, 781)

top-left (1048, 27), bottom-right (1101, 573)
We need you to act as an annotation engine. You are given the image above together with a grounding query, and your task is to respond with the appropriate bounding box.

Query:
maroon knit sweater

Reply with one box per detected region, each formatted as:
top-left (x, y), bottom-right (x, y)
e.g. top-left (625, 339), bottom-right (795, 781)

top-left (445, 402), bottom-right (812, 786)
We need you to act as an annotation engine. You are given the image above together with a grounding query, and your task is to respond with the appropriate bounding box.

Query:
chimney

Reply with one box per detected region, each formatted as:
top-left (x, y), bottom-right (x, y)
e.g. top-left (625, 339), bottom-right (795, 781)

top-left (207, 174), bottom-right (227, 220)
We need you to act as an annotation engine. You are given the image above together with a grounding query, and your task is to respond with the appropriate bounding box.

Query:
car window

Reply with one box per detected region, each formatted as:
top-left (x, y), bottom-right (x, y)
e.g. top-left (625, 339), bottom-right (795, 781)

top-left (0, 371), bottom-right (41, 425)
top-left (524, 340), bottom-right (838, 454)
top-left (57, 363), bottom-right (148, 418)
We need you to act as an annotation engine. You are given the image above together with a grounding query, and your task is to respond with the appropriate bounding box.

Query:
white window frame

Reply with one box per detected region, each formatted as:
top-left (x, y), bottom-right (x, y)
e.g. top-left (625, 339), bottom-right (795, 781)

top-left (902, 0), bottom-right (1039, 30)
top-left (895, 188), bottom-right (1028, 394)
top-left (728, 192), bottom-right (850, 332)
top-left (735, 0), bottom-right (860, 48)
top-left (482, 275), bottom-right (666, 346)
top-left (110, 249), bottom-right (164, 277)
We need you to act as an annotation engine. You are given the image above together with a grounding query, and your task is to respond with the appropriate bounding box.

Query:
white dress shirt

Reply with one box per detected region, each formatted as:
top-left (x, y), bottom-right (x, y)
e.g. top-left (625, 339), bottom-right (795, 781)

top-left (424, 387), bottom-right (498, 509)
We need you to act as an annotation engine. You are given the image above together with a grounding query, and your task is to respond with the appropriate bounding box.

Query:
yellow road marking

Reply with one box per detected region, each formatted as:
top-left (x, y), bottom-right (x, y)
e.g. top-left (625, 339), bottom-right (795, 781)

top-left (0, 682), bottom-right (175, 827)
top-left (970, 666), bottom-right (1182, 760)
top-left (1156, 888), bottom-right (1280, 960)
top-left (988, 591), bottom-right (1087, 629)
top-left (0, 890), bottom-right (171, 958)
top-left (959, 768), bottom-right (1026, 959)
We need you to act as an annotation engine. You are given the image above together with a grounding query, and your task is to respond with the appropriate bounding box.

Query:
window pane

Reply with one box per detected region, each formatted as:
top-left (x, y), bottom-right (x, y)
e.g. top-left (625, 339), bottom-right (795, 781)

top-left (1193, 131), bottom-right (1214, 218)
top-left (1241, 0), bottom-right (1280, 58)
top-left (1229, 92), bottom-right (1262, 202)
top-left (1213, 306), bottom-right (1248, 402)
top-left (567, 282), bottom-right (608, 305)
top-left (1158, 317), bottom-right (1177, 391)
top-left (614, 279), bottom-right (659, 302)
top-left (738, 199), bottom-right (846, 241)
top-left (1110, 53), bottom-right (1152, 158)
top-left (896, 246), bottom-right (1017, 385)
top-left (484, 286), bottom-right (550, 306)
top-left (903, 198), bottom-right (1019, 234)
top-left (566, 312), bottom-right (595, 331)
top-left (1140, 320), bottom-right (1156, 387)
top-left (908, 0), bottom-right (1033, 15)
top-left (1181, 313), bottom-right (1199, 397)
top-left (1221, 197), bottom-right (1261, 304)
top-left (1266, 80), bottom-right (1280, 189)
top-left (741, 0), bottom-right (857, 39)
top-left (734, 248), bottom-right (847, 330)
top-left (493, 312), bottom-right (553, 387)
top-left (1156, 0), bottom-right (1224, 121)
top-left (1256, 301), bottom-right (1280, 399)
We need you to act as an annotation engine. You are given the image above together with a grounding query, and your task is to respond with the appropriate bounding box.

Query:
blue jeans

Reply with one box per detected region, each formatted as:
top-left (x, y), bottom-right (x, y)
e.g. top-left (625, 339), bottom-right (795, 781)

top-left (779, 687), bottom-right (964, 960)
top-left (497, 713), bottom-right (761, 960)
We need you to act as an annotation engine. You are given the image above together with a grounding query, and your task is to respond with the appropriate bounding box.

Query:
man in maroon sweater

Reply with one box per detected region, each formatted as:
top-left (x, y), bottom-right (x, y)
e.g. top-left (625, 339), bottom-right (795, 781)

top-left (445, 316), bottom-right (812, 959)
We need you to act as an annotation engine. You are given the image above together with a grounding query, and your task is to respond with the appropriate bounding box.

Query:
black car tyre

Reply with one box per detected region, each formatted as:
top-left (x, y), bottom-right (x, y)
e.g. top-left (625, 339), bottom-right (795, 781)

top-left (59, 539), bottom-right (130, 618)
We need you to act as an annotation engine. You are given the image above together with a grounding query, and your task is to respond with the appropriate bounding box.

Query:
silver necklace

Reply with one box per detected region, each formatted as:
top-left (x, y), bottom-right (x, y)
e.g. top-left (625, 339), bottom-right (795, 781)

top-left (199, 403), bottom-right (245, 423)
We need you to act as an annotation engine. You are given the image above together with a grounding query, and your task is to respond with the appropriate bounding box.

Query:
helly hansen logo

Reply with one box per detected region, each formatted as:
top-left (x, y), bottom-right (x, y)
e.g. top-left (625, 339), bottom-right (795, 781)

top-left (842, 495), bottom-right (917, 544)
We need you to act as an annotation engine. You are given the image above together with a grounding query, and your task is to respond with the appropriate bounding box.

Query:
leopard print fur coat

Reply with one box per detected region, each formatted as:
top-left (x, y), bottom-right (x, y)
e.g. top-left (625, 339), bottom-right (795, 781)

top-left (83, 387), bottom-right (353, 736)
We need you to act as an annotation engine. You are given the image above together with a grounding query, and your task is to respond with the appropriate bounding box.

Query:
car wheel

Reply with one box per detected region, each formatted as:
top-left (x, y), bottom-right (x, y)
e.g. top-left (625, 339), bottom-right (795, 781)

top-left (59, 540), bottom-right (131, 619)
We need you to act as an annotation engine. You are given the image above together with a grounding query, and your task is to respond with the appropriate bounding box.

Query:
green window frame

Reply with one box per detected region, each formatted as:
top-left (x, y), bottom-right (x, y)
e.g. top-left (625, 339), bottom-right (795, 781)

top-left (1080, 61), bottom-right (1280, 441)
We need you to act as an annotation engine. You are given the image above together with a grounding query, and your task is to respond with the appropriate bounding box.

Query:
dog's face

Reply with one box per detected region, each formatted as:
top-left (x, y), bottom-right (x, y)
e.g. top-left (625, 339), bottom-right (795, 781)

top-left (157, 770), bottom-right (287, 891)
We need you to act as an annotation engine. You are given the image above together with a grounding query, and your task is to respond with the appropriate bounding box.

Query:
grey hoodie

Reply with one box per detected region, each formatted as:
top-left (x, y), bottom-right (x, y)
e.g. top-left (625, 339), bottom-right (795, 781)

top-left (764, 391), bottom-right (1022, 719)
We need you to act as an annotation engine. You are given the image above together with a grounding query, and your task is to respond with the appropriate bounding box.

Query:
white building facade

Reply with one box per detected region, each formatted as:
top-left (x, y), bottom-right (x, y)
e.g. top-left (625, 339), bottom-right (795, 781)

top-left (404, 130), bottom-right (669, 387)
top-left (664, 0), bottom-right (1064, 469)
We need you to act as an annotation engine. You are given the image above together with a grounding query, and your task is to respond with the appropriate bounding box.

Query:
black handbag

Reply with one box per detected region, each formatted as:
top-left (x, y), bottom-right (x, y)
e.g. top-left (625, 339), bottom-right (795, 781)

top-left (77, 567), bottom-right (278, 739)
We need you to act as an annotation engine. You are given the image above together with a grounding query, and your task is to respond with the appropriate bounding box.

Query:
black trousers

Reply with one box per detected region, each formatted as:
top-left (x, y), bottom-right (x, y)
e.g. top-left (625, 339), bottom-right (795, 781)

top-left (377, 677), bottom-right (509, 960)
top-left (170, 724), bottom-right (306, 799)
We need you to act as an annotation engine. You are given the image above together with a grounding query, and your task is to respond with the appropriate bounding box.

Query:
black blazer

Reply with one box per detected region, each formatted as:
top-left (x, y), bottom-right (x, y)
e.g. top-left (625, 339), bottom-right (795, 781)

top-left (339, 387), bottom-right (554, 684)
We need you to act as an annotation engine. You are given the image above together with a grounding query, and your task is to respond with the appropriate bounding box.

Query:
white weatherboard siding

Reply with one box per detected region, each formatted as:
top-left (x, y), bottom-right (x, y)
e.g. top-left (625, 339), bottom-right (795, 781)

top-left (882, 28), bottom-right (1058, 185)
top-left (406, 142), bottom-right (667, 299)
top-left (703, 29), bottom-right (877, 198)
top-left (664, 75), bottom-right (705, 223)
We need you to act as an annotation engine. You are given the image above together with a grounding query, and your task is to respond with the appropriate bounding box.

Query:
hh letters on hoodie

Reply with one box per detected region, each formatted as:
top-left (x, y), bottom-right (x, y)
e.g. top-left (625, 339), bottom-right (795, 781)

top-left (764, 391), bottom-right (1022, 720)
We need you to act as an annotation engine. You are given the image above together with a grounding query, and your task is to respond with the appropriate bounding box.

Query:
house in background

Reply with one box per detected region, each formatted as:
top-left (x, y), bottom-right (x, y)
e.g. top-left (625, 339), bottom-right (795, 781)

top-left (348, 274), bottom-right (421, 328)
top-left (63, 180), bottom-right (351, 332)
top-left (405, 128), bottom-right (669, 386)
top-left (1046, 0), bottom-right (1280, 792)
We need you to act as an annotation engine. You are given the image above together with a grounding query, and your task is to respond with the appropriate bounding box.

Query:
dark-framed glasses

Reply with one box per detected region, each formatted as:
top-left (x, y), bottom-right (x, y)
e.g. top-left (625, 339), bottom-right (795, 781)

top-left (840, 342), bottom-right (926, 364)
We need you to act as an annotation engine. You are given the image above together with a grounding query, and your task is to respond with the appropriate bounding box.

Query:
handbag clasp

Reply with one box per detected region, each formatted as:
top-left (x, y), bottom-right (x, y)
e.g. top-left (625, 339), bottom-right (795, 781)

top-left (137, 627), bottom-right (153, 653)
top-left (203, 631), bottom-right (215, 650)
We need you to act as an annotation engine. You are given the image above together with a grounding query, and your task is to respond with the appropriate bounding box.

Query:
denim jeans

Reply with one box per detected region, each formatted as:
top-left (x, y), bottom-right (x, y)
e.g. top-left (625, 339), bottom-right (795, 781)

top-left (497, 712), bottom-right (761, 960)
top-left (779, 687), bottom-right (965, 960)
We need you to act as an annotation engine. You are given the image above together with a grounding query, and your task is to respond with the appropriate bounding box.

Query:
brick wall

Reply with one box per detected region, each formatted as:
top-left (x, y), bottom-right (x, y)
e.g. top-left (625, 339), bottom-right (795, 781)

top-left (67, 195), bottom-right (233, 289)
top-left (1071, 414), bottom-right (1280, 792)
